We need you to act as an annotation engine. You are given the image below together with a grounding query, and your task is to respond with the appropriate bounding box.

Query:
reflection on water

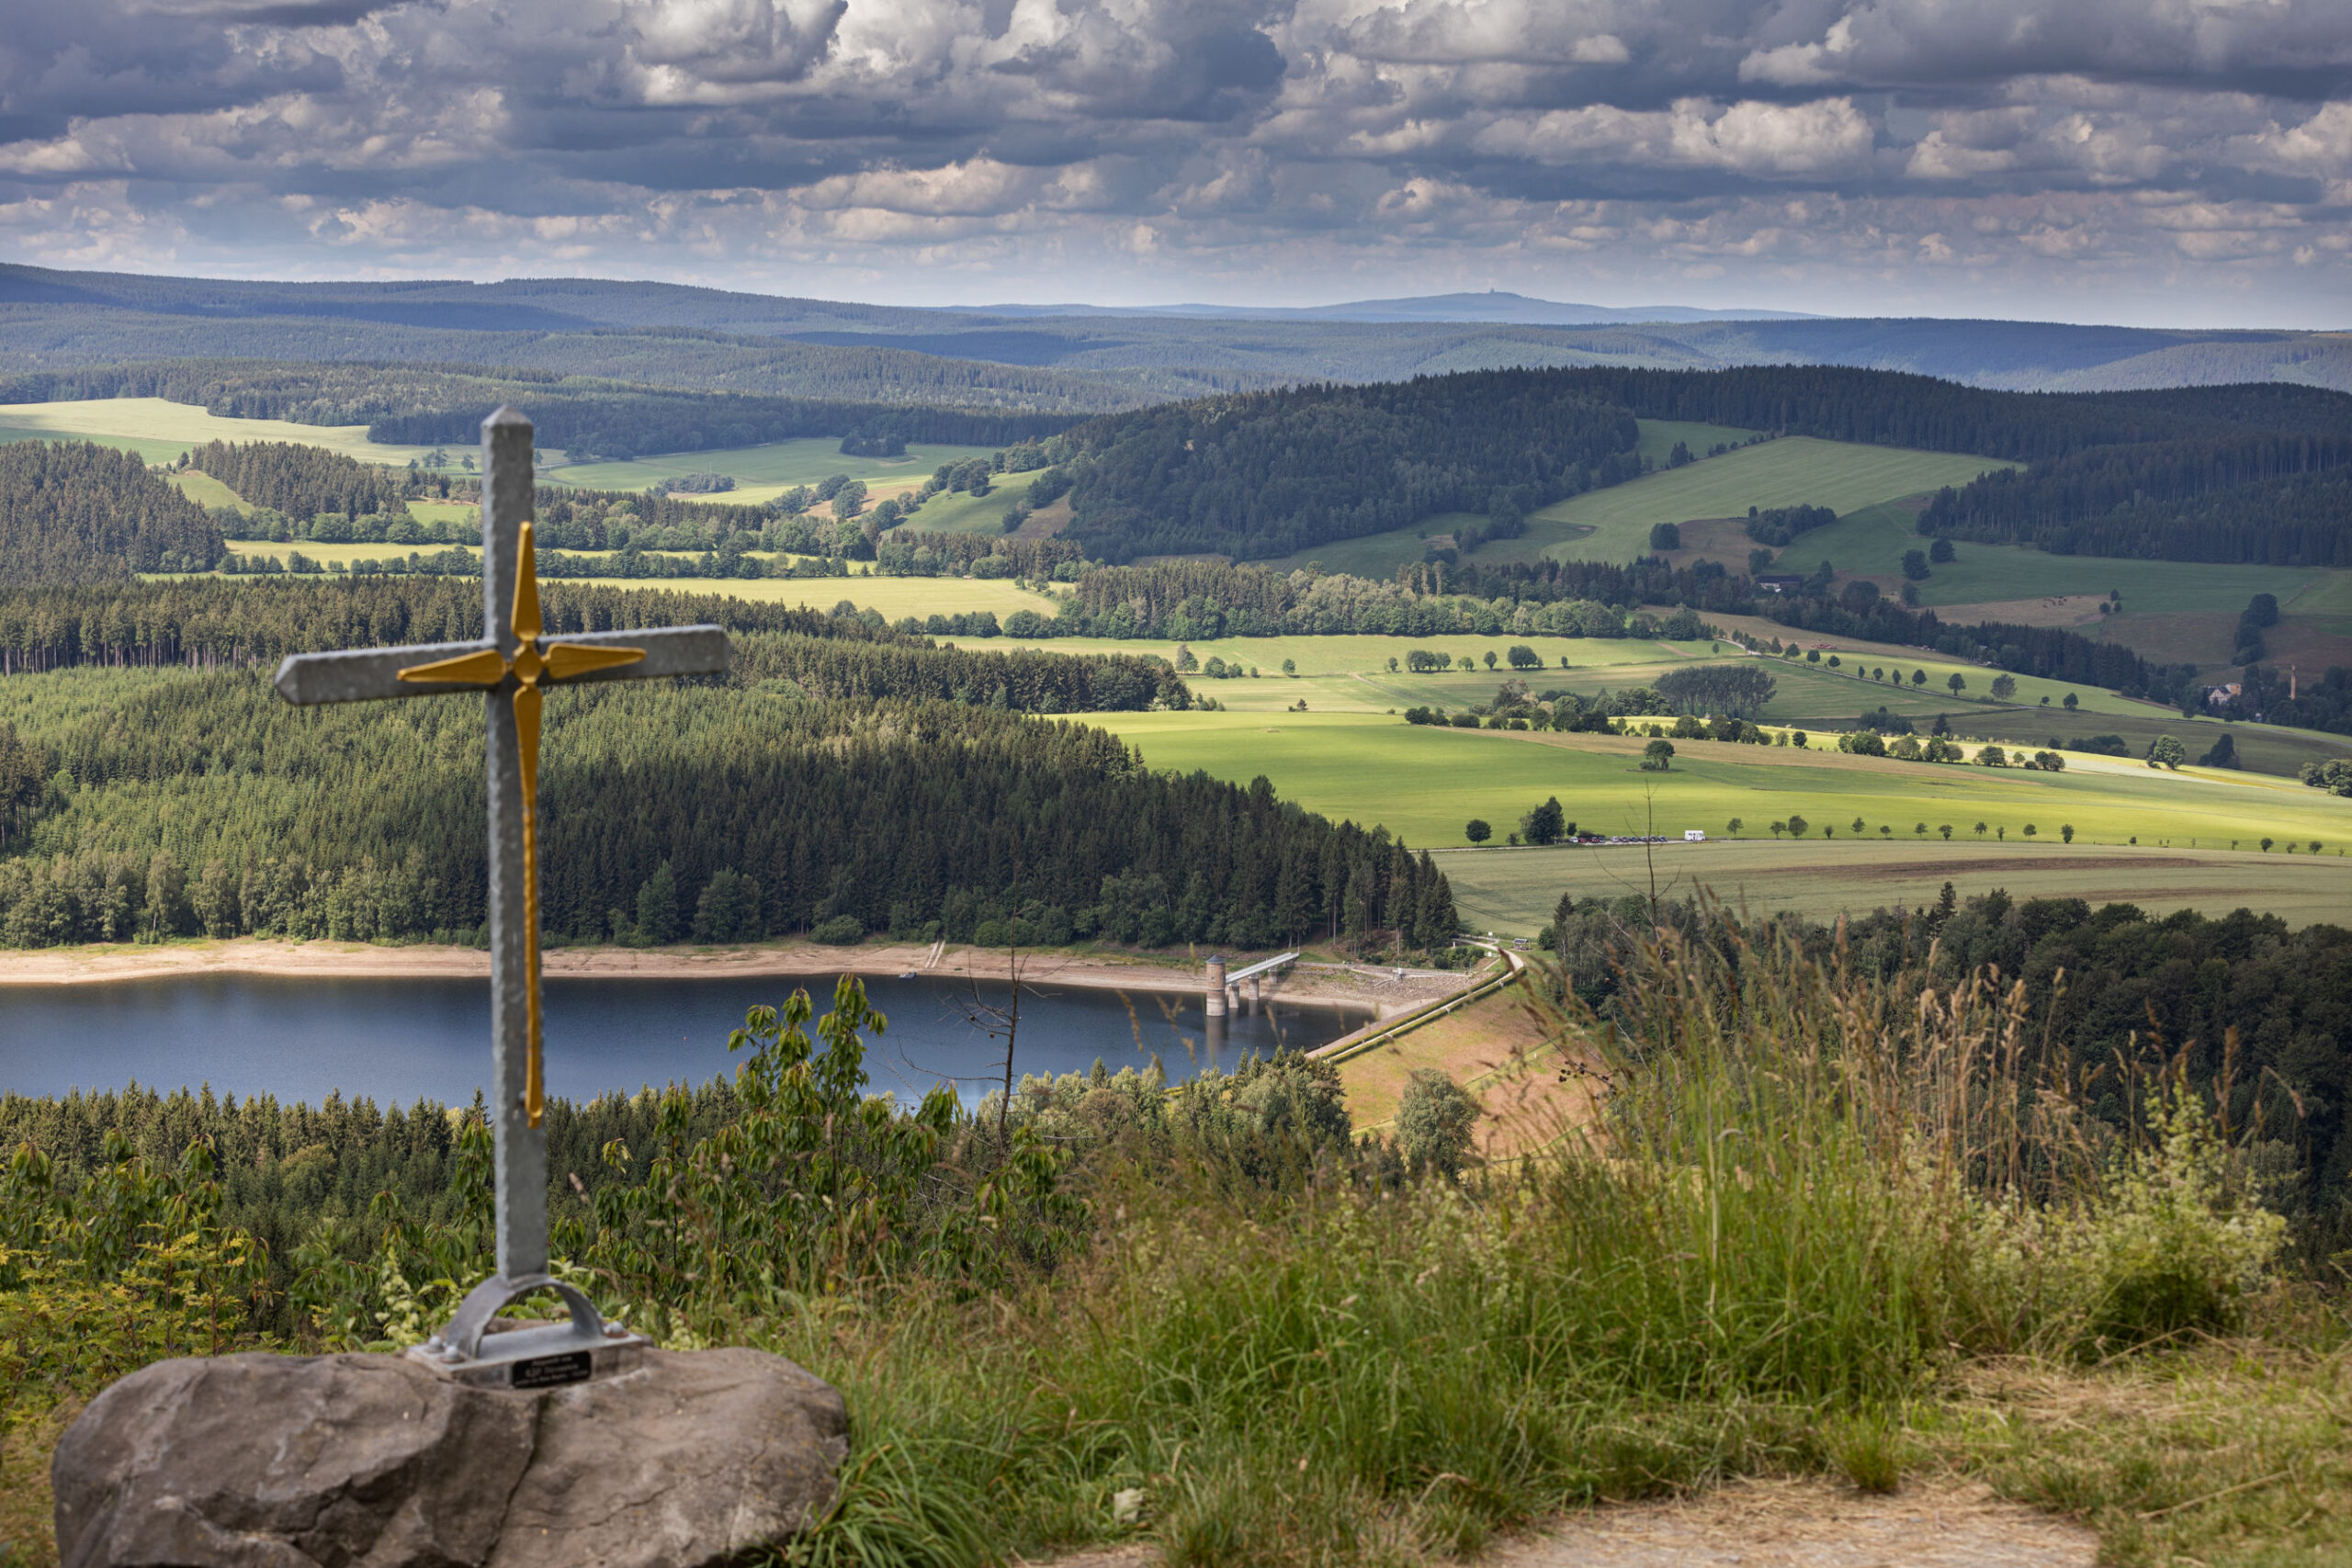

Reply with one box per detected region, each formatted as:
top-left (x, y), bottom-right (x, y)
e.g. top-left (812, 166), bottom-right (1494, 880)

top-left (0, 970), bottom-right (1370, 1109)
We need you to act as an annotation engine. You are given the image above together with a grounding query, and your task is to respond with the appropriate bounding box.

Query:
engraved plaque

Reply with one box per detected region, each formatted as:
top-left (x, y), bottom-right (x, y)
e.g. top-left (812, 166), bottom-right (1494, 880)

top-left (511, 1349), bottom-right (594, 1389)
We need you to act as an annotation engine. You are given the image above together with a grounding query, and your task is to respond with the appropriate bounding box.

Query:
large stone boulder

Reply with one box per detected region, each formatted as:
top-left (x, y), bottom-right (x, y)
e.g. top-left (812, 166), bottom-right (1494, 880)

top-left (52, 1347), bottom-right (848, 1568)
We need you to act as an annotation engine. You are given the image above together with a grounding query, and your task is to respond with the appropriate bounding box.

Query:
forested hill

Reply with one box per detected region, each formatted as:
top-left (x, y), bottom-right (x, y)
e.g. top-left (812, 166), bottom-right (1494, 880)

top-left (1059, 371), bottom-right (1639, 562)
top-left (1047, 367), bottom-right (2352, 567)
top-left (1554, 367), bottom-right (2352, 458)
top-left (0, 441), bottom-right (225, 583)
top-left (188, 440), bottom-right (411, 521)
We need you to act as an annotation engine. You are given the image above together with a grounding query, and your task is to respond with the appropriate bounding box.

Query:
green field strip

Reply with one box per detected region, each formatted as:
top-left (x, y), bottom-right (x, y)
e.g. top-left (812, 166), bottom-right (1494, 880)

top-left (1004, 633), bottom-right (1711, 678)
top-left (544, 437), bottom-right (1001, 507)
top-left (1438, 838), bottom-right (2352, 933)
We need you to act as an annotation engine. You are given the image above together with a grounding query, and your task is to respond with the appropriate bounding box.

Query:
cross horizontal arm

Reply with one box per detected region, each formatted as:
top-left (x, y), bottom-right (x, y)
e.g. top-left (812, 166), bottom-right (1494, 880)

top-left (547, 626), bottom-right (731, 686)
top-left (274, 625), bottom-right (729, 706)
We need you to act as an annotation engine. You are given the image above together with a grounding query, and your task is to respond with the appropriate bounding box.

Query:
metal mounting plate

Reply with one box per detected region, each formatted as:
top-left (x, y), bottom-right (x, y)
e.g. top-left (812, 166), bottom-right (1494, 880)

top-left (406, 1272), bottom-right (650, 1389)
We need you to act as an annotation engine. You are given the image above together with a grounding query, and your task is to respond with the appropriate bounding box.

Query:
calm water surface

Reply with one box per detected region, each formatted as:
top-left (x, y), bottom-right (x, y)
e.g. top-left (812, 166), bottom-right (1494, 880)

top-left (0, 972), bottom-right (1367, 1108)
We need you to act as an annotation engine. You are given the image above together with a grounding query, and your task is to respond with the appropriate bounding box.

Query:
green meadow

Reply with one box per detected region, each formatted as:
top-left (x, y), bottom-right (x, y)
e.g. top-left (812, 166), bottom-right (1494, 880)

top-left (163, 468), bottom-right (247, 510)
top-left (1089, 708), bottom-right (2352, 862)
top-left (1783, 500), bottom-right (2338, 615)
top-left (0, 397), bottom-right (438, 464)
top-left (542, 437), bottom-right (999, 508)
top-left (897, 468), bottom-right (1046, 533)
top-left (1505, 437), bottom-right (2018, 566)
top-left (1439, 837), bottom-right (2352, 932)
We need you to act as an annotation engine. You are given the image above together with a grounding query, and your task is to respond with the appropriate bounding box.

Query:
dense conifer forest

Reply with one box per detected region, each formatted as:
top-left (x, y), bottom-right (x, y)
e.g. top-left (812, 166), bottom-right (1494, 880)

top-left (1925, 466), bottom-right (2352, 567)
top-left (0, 574), bottom-right (1458, 954)
top-left (0, 578), bottom-right (900, 672)
top-left (186, 439), bottom-right (411, 522)
top-left (0, 441), bottom-right (225, 584)
top-left (0, 671), bottom-right (1452, 954)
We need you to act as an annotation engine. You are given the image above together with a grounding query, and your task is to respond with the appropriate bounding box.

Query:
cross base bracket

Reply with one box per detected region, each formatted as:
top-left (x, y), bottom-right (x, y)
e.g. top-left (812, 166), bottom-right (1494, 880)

top-left (406, 1272), bottom-right (648, 1390)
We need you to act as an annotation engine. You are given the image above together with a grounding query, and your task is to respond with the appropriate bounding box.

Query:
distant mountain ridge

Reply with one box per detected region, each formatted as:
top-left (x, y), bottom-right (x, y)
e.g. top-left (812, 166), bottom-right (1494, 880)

top-left (972, 291), bottom-right (1820, 325)
top-left (0, 264), bottom-right (2346, 407)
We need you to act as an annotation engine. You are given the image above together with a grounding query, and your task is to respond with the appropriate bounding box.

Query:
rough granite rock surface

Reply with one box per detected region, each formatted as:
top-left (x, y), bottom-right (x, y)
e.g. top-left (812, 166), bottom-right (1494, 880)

top-left (51, 1347), bottom-right (849, 1568)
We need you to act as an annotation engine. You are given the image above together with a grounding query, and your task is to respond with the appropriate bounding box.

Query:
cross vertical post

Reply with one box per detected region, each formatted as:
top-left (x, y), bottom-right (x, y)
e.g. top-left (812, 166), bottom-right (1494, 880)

top-left (271, 405), bottom-right (730, 1386)
top-left (481, 408), bottom-right (543, 1280)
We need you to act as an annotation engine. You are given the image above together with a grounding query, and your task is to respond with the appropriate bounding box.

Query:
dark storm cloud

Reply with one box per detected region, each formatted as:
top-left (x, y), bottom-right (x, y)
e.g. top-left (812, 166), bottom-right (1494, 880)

top-left (0, 0), bottom-right (2343, 321)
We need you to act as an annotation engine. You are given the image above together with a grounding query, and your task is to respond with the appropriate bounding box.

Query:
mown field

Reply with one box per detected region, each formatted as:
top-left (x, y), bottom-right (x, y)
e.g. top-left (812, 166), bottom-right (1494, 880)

top-left (0, 397), bottom-right (439, 464)
top-left (1018, 631), bottom-right (1710, 677)
top-left (543, 437), bottom-right (1000, 508)
top-left (899, 468), bottom-right (1047, 533)
top-left (1725, 500), bottom-right (2352, 671)
top-left (162, 468), bottom-right (246, 509)
top-left (1439, 837), bottom-right (2352, 932)
top-left (1090, 708), bottom-right (2352, 865)
top-left (1499, 436), bottom-right (2017, 567)
top-left (205, 546), bottom-right (1067, 620)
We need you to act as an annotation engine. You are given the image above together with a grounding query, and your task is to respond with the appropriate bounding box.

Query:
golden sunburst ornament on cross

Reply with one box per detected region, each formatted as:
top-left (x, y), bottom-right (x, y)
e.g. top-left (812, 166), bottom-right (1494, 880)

top-left (394, 522), bottom-right (645, 1126)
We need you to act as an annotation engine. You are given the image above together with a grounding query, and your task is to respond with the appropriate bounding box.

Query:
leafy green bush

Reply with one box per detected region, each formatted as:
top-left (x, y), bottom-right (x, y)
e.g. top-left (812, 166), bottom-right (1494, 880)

top-left (1963, 1086), bottom-right (2284, 1356)
top-left (811, 914), bottom-right (865, 945)
top-left (1395, 1069), bottom-right (1479, 1178)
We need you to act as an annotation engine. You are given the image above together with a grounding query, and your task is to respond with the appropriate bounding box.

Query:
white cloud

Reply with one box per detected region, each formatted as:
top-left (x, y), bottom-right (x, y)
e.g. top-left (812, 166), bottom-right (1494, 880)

top-left (0, 0), bottom-right (2340, 318)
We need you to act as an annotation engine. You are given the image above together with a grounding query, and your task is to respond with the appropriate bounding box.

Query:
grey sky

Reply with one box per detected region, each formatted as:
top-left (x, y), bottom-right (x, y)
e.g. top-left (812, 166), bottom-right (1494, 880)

top-left (2, 0), bottom-right (2346, 325)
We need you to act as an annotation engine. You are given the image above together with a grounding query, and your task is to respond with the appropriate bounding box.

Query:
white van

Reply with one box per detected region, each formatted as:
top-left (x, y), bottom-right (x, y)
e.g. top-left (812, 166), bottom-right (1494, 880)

top-left (1684, 829), bottom-right (1706, 842)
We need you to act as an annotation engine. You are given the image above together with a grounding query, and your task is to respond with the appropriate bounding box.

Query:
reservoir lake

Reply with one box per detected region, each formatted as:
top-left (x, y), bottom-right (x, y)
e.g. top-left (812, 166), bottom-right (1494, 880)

top-left (0, 972), bottom-right (1369, 1109)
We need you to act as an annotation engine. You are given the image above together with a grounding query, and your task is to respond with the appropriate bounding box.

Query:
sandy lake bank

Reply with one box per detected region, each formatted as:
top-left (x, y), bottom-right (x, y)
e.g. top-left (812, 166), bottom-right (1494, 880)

top-left (0, 938), bottom-right (1471, 1017)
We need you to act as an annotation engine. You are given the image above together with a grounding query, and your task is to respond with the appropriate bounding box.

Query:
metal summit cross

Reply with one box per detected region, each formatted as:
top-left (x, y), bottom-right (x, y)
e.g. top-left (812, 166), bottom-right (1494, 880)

top-left (273, 407), bottom-right (729, 1387)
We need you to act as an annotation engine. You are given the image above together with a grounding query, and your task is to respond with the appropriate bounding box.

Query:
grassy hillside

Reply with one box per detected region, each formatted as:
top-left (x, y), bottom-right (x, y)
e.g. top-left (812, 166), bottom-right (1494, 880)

top-left (1088, 708), bottom-right (2352, 866)
top-left (897, 468), bottom-right (1046, 534)
top-left (1503, 437), bottom-right (2018, 567)
top-left (163, 468), bottom-right (247, 511)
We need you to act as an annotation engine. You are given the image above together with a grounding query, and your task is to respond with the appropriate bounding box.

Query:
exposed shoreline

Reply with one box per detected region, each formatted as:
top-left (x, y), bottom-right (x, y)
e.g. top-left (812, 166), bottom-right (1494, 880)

top-left (0, 937), bottom-right (1470, 1017)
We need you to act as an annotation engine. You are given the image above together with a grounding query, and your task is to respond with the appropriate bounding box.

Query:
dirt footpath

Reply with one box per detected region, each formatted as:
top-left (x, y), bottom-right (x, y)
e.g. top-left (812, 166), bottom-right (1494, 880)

top-left (1038, 1479), bottom-right (2095, 1567)
top-left (1486, 1479), bottom-right (2096, 1567)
